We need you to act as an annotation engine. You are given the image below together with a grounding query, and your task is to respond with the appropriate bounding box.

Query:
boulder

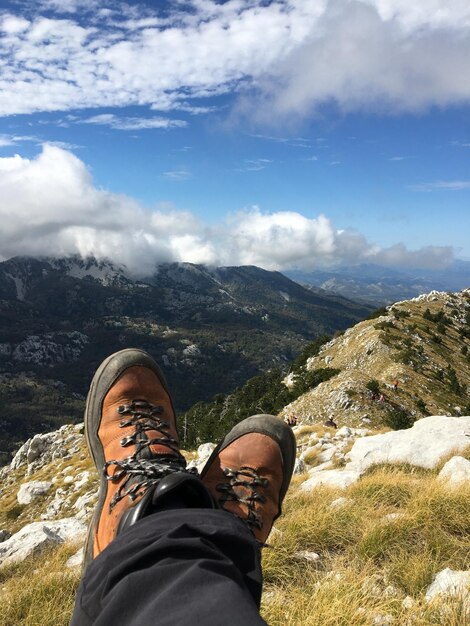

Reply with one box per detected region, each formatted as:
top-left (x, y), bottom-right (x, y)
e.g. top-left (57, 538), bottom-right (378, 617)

top-left (425, 567), bottom-right (470, 602)
top-left (66, 547), bottom-right (84, 569)
top-left (346, 416), bottom-right (470, 472)
top-left (438, 456), bottom-right (470, 487)
top-left (0, 518), bottom-right (87, 567)
top-left (17, 480), bottom-right (52, 505)
top-left (300, 469), bottom-right (361, 492)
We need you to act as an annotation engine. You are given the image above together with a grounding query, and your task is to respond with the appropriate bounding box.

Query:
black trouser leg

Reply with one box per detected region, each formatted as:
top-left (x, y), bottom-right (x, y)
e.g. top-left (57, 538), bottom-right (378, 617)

top-left (70, 508), bottom-right (267, 626)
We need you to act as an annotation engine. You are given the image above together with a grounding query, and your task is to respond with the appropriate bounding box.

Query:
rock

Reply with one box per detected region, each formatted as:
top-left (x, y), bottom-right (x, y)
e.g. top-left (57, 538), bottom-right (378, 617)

top-left (189, 442), bottom-right (216, 473)
top-left (381, 512), bottom-right (405, 523)
top-left (383, 585), bottom-right (399, 598)
top-left (293, 457), bottom-right (306, 474)
top-left (0, 530), bottom-right (11, 542)
top-left (300, 469), bottom-right (361, 492)
top-left (317, 446), bottom-right (336, 463)
top-left (267, 526), bottom-right (283, 544)
top-left (329, 497), bottom-right (352, 509)
top-left (438, 456), bottom-right (470, 487)
top-left (346, 416), bottom-right (470, 473)
top-left (10, 424), bottom-right (86, 473)
top-left (294, 550), bottom-right (320, 563)
top-left (0, 518), bottom-right (87, 567)
top-left (425, 567), bottom-right (470, 601)
top-left (196, 443), bottom-right (215, 463)
top-left (66, 547), bottom-right (84, 569)
top-left (74, 471), bottom-right (91, 491)
top-left (308, 461), bottom-right (334, 473)
top-left (73, 490), bottom-right (98, 513)
top-left (373, 615), bottom-right (395, 626)
top-left (41, 488), bottom-right (69, 520)
top-left (402, 596), bottom-right (415, 610)
top-left (26, 435), bottom-right (45, 464)
top-left (336, 426), bottom-right (352, 438)
top-left (17, 481), bottom-right (52, 505)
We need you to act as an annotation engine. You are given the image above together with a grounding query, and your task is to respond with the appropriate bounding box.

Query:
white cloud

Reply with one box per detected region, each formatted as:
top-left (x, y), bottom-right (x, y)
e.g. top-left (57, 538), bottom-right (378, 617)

top-left (410, 180), bottom-right (470, 191)
top-left (162, 170), bottom-right (192, 181)
top-left (1, 1), bottom-right (469, 119)
top-left (82, 114), bottom-right (187, 130)
top-left (0, 145), bottom-right (455, 273)
top-left (237, 158), bottom-right (273, 171)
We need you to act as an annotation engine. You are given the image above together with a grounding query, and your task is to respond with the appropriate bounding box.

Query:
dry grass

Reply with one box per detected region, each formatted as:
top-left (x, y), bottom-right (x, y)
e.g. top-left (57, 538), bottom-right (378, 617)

top-left (261, 464), bottom-right (470, 625)
top-left (0, 544), bottom-right (81, 626)
top-left (1, 444), bottom-right (470, 624)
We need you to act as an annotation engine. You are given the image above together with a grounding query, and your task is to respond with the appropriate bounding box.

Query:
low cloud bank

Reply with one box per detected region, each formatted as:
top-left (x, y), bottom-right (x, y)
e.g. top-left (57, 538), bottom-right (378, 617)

top-left (0, 145), bottom-right (454, 274)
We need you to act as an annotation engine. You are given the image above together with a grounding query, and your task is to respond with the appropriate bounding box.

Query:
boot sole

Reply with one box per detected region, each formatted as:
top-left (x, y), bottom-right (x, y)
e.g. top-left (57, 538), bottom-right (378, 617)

top-left (82, 349), bottom-right (172, 572)
top-left (200, 414), bottom-right (296, 519)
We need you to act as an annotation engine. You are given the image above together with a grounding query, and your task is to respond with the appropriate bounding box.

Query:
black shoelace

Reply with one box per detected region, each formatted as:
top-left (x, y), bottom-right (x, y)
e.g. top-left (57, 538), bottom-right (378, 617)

top-left (216, 466), bottom-right (269, 531)
top-left (105, 399), bottom-right (194, 510)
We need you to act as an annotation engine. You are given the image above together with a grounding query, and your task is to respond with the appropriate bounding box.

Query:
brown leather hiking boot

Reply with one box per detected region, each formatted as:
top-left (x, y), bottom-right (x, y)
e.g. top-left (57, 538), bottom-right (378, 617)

top-left (200, 414), bottom-right (296, 544)
top-left (83, 349), bottom-right (192, 569)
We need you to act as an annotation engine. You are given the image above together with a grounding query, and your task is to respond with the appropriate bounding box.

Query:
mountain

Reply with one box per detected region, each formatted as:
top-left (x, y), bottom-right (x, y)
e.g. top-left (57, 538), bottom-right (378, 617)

top-left (182, 288), bottom-right (470, 445)
top-left (0, 255), bottom-right (371, 464)
top-left (286, 260), bottom-right (470, 306)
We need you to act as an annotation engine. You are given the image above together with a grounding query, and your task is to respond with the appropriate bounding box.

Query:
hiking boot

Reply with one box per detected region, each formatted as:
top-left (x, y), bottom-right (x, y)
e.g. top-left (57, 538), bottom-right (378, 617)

top-left (83, 349), bottom-right (194, 568)
top-left (200, 414), bottom-right (296, 544)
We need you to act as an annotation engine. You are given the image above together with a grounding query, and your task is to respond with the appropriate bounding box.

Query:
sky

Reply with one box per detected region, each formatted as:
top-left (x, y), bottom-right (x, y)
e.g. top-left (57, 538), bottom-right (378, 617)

top-left (0, 0), bottom-right (469, 275)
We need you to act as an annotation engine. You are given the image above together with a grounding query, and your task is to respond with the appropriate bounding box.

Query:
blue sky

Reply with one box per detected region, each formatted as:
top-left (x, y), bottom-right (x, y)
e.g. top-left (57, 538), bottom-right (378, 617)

top-left (0, 0), bottom-right (469, 274)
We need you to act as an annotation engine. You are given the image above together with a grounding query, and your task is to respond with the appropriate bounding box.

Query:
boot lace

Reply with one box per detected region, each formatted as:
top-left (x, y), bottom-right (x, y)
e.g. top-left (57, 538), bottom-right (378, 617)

top-left (105, 399), bottom-right (195, 510)
top-left (216, 466), bottom-right (269, 531)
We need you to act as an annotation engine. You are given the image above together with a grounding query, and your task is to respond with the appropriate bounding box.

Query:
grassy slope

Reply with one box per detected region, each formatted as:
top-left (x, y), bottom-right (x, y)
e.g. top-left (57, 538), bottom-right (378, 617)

top-left (1, 429), bottom-right (469, 625)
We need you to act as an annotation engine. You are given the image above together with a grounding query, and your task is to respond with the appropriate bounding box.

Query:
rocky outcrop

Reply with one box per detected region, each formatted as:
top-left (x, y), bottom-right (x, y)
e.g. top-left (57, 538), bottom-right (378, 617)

top-left (0, 518), bottom-right (86, 567)
top-left (7, 423), bottom-right (85, 475)
top-left (17, 481), bottom-right (52, 504)
top-left (425, 568), bottom-right (470, 602)
top-left (299, 415), bottom-right (470, 492)
top-left (346, 416), bottom-right (470, 472)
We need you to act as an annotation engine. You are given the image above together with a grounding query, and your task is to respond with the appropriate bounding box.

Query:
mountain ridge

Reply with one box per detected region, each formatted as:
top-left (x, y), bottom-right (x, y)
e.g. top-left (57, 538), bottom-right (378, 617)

top-left (0, 255), bottom-right (371, 464)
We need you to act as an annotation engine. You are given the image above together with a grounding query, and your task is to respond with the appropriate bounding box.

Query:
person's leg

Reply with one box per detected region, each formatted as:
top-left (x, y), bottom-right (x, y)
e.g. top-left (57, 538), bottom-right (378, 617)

top-left (72, 350), bottom-right (295, 625)
top-left (71, 508), bottom-right (266, 626)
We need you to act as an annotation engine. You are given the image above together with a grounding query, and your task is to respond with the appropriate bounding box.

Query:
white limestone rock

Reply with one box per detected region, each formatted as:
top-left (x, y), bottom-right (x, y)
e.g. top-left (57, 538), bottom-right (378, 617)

top-left (336, 426), bottom-right (352, 438)
top-left (425, 568), bottom-right (470, 602)
top-left (346, 416), bottom-right (470, 473)
top-left (74, 471), bottom-right (91, 491)
top-left (330, 497), bottom-right (352, 509)
top-left (438, 456), bottom-right (470, 487)
top-left (402, 596), bottom-right (415, 610)
top-left (10, 424), bottom-right (85, 473)
top-left (300, 469), bottom-right (361, 492)
top-left (0, 518), bottom-right (86, 567)
top-left (293, 457), bottom-right (306, 474)
top-left (317, 447), bottom-right (336, 463)
top-left (17, 481), bottom-right (52, 505)
top-left (66, 547), bottom-right (84, 569)
top-left (294, 550), bottom-right (320, 563)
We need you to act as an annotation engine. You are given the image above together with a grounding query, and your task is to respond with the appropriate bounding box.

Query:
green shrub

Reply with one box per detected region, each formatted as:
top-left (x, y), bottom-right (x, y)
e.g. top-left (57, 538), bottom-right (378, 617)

top-left (366, 379), bottom-right (380, 395)
top-left (383, 409), bottom-right (414, 430)
top-left (5, 504), bottom-right (25, 520)
top-left (367, 306), bottom-right (388, 320)
top-left (416, 398), bottom-right (428, 415)
top-left (447, 366), bottom-right (462, 395)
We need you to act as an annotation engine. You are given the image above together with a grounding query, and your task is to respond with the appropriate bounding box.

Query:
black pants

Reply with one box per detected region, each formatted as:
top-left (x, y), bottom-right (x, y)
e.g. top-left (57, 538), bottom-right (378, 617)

top-left (70, 508), bottom-right (268, 625)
